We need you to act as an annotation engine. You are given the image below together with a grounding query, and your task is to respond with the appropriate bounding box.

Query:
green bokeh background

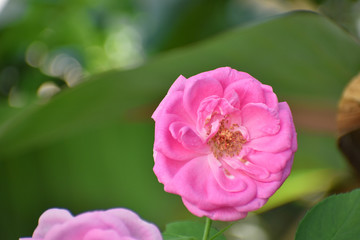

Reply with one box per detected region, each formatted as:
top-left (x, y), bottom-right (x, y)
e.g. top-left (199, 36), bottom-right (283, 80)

top-left (0, 0), bottom-right (359, 239)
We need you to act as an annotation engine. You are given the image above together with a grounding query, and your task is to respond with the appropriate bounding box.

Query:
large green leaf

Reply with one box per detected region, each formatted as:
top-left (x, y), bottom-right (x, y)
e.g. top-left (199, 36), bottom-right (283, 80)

top-left (0, 11), bottom-right (359, 157)
top-left (2, 11), bottom-right (360, 239)
top-left (295, 188), bottom-right (360, 240)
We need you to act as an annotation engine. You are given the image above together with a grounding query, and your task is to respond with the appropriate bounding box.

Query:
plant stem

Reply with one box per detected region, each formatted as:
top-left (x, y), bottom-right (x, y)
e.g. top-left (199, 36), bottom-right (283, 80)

top-left (202, 218), bottom-right (213, 240)
top-left (209, 222), bottom-right (236, 240)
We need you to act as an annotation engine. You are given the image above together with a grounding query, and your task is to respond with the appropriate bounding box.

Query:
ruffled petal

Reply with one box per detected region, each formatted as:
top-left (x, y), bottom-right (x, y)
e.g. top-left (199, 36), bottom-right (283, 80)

top-left (161, 156), bottom-right (212, 207)
top-left (168, 75), bottom-right (186, 93)
top-left (153, 151), bottom-right (188, 186)
top-left (196, 96), bottom-right (238, 138)
top-left (194, 67), bottom-right (256, 90)
top-left (152, 90), bottom-right (192, 123)
top-left (33, 208), bottom-right (73, 239)
top-left (245, 102), bottom-right (296, 153)
top-left (241, 103), bottom-right (280, 139)
top-left (163, 155), bottom-right (257, 210)
top-left (234, 197), bottom-right (267, 212)
top-left (154, 114), bottom-right (202, 160)
top-left (220, 68), bottom-right (256, 89)
top-left (246, 149), bottom-right (294, 173)
top-left (224, 77), bottom-right (265, 109)
top-left (26, 209), bottom-right (161, 240)
top-left (255, 157), bottom-right (293, 199)
top-left (208, 155), bottom-right (248, 193)
top-left (106, 209), bottom-right (162, 240)
top-left (169, 122), bottom-right (208, 153)
top-left (222, 156), bottom-right (282, 182)
top-left (183, 77), bottom-right (223, 120)
top-left (255, 180), bottom-right (283, 199)
top-left (261, 84), bottom-right (279, 110)
top-left (187, 67), bottom-right (231, 88)
top-left (152, 75), bottom-right (186, 120)
top-left (182, 199), bottom-right (247, 221)
top-left (44, 212), bottom-right (129, 240)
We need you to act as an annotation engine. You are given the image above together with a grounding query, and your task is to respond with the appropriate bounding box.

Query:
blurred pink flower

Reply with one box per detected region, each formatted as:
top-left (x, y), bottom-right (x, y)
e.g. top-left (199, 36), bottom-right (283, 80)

top-left (20, 208), bottom-right (162, 240)
top-left (152, 67), bottom-right (297, 221)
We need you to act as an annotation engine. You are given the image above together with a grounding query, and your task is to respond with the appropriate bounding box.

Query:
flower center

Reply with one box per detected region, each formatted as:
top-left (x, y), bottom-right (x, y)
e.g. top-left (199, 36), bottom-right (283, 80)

top-left (208, 119), bottom-right (246, 159)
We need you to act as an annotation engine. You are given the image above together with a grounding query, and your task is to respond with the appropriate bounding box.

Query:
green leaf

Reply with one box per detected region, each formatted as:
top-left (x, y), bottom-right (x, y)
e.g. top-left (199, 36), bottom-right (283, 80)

top-left (295, 188), bottom-right (360, 240)
top-left (0, 11), bottom-right (359, 157)
top-left (162, 221), bottom-right (226, 240)
top-left (256, 168), bottom-right (344, 213)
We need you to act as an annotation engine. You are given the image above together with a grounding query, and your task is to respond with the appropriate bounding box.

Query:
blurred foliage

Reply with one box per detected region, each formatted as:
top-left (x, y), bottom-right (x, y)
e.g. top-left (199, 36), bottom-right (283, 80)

top-left (319, 0), bottom-right (360, 37)
top-left (0, 0), bottom-right (360, 240)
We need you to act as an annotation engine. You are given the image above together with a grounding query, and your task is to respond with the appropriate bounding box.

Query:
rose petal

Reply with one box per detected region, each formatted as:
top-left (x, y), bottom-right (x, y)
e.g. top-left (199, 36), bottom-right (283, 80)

top-left (154, 114), bottom-right (202, 160)
top-left (193, 67), bottom-right (255, 90)
top-left (152, 75), bottom-right (186, 120)
top-left (168, 75), bottom-right (187, 93)
top-left (255, 157), bottom-right (293, 198)
top-left (241, 103), bottom-right (280, 139)
top-left (281, 155), bottom-right (294, 181)
top-left (45, 212), bottom-right (129, 240)
top-left (188, 67), bottom-right (231, 87)
top-left (32, 208), bottom-right (73, 239)
top-left (262, 84), bottom-right (279, 110)
top-left (247, 149), bottom-right (294, 173)
top-left (222, 156), bottom-right (282, 182)
top-left (224, 77), bottom-right (265, 109)
top-left (24, 209), bottom-right (161, 240)
top-left (162, 155), bottom-right (256, 210)
top-left (255, 180), bottom-right (283, 199)
top-left (196, 96), bottom-right (238, 138)
top-left (106, 209), bottom-right (162, 240)
top-left (152, 90), bottom-right (192, 123)
top-left (153, 151), bottom-right (188, 186)
top-left (234, 197), bottom-right (267, 212)
top-left (182, 199), bottom-right (247, 221)
top-left (183, 77), bottom-right (223, 120)
top-left (245, 102), bottom-right (296, 153)
top-left (169, 122), bottom-right (208, 153)
top-left (83, 229), bottom-right (121, 240)
top-left (208, 155), bottom-right (248, 193)
top-left (220, 68), bottom-right (256, 89)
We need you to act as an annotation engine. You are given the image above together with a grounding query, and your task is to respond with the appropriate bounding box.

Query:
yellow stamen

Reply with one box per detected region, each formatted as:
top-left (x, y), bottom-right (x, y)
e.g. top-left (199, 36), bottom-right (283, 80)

top-left (208, 119), bottom-right (246, 159)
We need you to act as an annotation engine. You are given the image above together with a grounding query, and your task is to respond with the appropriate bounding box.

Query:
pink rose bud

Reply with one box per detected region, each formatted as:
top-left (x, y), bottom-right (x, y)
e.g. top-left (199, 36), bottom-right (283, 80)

top-left (152, 67), bottom-right (297, 221)
top-left (20, 208), bottom-right (162, 240)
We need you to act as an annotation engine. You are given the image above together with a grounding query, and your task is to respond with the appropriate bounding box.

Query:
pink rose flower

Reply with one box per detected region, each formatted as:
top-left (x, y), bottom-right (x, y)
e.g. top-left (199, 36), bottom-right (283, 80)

top-left (152, 67), bottom-right (297, 221)
top-left (20, 208), bottom-right (162, 240)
